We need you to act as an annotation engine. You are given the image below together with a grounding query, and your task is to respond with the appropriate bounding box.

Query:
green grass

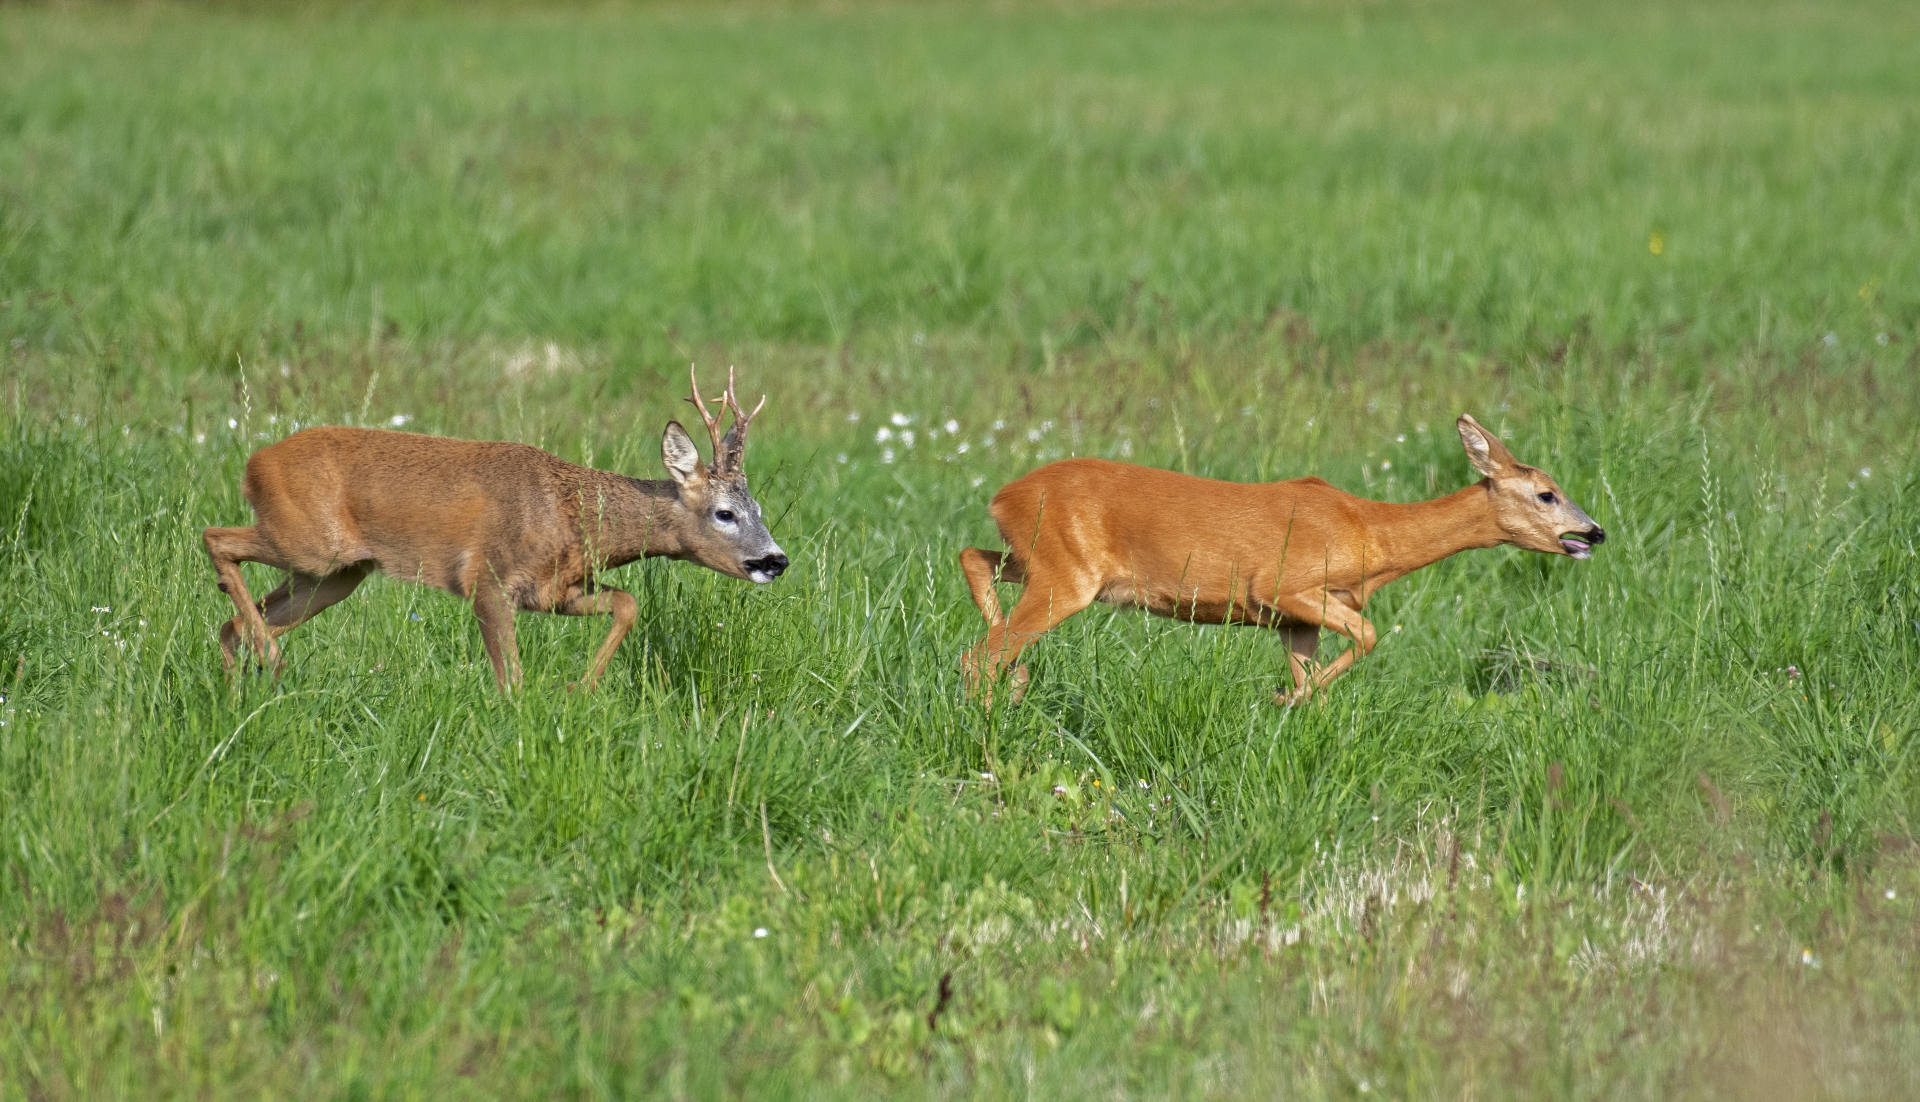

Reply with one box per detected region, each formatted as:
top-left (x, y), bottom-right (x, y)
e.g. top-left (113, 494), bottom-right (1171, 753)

top-left (3, 1), bottom-right (1919, 1097)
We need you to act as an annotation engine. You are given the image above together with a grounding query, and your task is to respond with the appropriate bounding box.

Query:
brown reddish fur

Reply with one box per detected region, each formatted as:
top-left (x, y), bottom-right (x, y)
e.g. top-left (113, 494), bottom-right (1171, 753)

top-left (204, 370), bottom-right (784, 690)
top-left (959, 414), bottom-right (1603, 704)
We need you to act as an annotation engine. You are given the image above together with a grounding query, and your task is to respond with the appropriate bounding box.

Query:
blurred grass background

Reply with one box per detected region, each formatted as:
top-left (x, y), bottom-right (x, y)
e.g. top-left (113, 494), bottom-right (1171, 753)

top-left (2, 1), bottom-right (1918, 1098)
top-left (5, 0), bottom-right (1916, 368)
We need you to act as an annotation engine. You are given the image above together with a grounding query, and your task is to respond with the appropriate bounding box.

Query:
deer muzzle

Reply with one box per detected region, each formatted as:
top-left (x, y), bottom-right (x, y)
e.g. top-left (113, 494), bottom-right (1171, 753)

top-left (744, 552), bottom-right (789, 583)
top-left (1558, 525), bottom-right (1605, 560)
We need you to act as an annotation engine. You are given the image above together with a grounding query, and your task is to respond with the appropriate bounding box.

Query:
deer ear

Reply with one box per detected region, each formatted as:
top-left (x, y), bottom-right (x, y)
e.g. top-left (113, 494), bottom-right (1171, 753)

top-left (662, 421), bottom-right (706, 485)
top-left (1457, 414), bottom-right (1518, 479)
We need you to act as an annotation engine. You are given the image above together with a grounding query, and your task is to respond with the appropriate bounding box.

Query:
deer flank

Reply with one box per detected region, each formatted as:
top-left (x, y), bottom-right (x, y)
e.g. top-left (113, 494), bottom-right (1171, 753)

top-left (203, 367), bottom-right (787, 690)
top-left (959, 414), bottom-right (1604, 705)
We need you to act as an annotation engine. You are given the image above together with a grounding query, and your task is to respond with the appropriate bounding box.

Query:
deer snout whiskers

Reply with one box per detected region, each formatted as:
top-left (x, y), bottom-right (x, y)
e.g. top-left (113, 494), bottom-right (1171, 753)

top-left (744, 552), bottom-right (789, 583)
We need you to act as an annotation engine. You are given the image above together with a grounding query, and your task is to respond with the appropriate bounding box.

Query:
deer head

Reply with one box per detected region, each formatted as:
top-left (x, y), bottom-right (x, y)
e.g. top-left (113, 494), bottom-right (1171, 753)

top-left (1457, 414), bottom-right (1606, 559)
top-left (661, 366), bottom-right (789, 583)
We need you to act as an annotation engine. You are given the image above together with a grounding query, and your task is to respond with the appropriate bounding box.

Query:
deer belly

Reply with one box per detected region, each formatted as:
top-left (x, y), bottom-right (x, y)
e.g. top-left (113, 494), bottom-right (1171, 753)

top-left (1097, 580), bottom-right (1223, 623)
top-left (1101, 577), bottom-right (1285, 626)
top-left (1096, 578), bottom-right (1148, 609)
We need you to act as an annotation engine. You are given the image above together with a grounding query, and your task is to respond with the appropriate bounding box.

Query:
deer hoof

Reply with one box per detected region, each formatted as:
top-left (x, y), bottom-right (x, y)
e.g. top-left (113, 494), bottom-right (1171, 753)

top-left (963, 663), bottom-right (1028, 708)
top-left (961, 655), bottom-right (1032, 707)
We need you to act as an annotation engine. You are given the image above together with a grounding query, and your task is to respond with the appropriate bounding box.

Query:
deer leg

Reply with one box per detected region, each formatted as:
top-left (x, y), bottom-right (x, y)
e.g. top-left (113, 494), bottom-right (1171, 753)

top-left (204, 525), bottom-right (287, 672)
top-left (264, 566), bottom-right (372, 634)
top-left (472, 580), bottom-right (522, 692)
top-left (961, 571), bottom-right (1096, 704)
top-left (1275, 625), bottom-right (1322, 706)
top-left (1270, 596), bottom-right (1378, 705)
top-left (220, 565), bottom-right (372, 666)
top-left (220, 578), bottom-right (287, 665)
top-left (959, 548), bottom-right (1025, 627)
top-left (553, 585), bottom-right (639, 690)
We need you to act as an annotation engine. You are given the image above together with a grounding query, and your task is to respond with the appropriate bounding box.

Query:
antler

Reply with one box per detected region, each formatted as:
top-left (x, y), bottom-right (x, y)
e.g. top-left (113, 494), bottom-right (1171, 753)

top-left (686, 365), bottom-right (766, 475)
top-left (687, 364), bottom-right (727, 463)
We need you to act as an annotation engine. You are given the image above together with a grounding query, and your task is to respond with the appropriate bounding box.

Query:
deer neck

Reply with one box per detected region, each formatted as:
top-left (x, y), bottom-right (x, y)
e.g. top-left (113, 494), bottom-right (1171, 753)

top-left (578, 475), bottom-right (693, 567)
top-left (1365, 482), bottom-right (1507, 585)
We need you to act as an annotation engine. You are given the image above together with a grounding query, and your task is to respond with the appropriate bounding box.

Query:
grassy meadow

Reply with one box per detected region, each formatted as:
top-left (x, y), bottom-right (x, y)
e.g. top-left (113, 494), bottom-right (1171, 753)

top-left (3, 1), bottom-right (1919, 1097)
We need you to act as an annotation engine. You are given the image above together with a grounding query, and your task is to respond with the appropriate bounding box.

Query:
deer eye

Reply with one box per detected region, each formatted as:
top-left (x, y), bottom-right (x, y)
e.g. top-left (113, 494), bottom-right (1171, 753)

top-left (715, 510), bottom-right (736, 523)
top-left (1537, 492), bottom-right (1556, 504)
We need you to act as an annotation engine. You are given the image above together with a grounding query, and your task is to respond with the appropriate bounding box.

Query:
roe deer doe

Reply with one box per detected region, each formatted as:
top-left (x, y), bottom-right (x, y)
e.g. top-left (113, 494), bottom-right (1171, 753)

top-left (959, 414), bottom-right (1603, 704)
top-left (203, 367), bottom-right (788, 690)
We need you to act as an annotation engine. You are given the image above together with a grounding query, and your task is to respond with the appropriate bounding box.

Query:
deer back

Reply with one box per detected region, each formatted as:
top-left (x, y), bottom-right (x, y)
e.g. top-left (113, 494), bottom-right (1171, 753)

top-left (243, 427), bottom-right (589, 595)
top-left (988, 459), bottom-right (1380, 596)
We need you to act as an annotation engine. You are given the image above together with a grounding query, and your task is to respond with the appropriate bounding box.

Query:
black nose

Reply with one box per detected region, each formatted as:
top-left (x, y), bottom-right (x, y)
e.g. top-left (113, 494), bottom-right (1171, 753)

top-left (1586, 527), bottom-right (1606, 545)
top-left (745, 554), bottom-right (788, 578)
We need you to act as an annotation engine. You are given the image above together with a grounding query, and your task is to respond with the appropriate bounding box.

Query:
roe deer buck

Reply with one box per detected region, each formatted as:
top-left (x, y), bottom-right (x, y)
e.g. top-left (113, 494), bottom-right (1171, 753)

top-left (203, 367), bottom-right (788, 690)
top-left (959, 414), bottom-right (1603, 704)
